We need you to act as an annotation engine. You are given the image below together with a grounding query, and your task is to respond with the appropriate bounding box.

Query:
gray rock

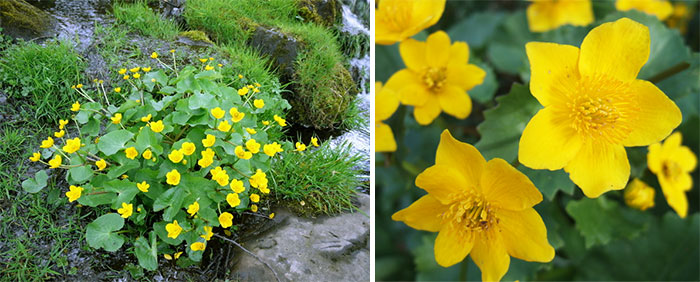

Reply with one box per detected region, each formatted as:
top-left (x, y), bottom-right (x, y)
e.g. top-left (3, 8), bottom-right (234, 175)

top-left (248, 26), bottom-right (302, 82)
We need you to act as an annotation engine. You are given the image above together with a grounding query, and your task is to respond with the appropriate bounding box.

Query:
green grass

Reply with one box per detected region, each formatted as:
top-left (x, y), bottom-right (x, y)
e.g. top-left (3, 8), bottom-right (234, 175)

top-left (271, 141), bottom-right (365, 215)
top-left (113, 0), bottom-right (181, 40)
top-left (0, 40), bottom-right (85, 122)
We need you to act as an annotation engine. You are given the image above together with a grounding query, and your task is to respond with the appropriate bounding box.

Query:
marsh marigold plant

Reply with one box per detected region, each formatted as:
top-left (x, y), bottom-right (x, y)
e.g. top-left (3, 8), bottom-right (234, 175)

top-left (647, 132), bottom-right (697, 218)
top-left (375, 82), bottom-right (399, 152)
top-left (519, 17), bottom-right (681, 198)
top-left (526, 0), bottom-right (594, 32)
top-left (375, 0), bottom-right (446, 45)
top-left (393, 130), bottom-right (554, 281)
top-left (616, 0), bottom-right (673, 20)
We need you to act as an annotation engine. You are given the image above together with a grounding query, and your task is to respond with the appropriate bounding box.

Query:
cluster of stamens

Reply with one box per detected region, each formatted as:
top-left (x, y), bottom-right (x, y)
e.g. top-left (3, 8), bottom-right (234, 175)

top-left (661, 160), bottom-right (682, 180)
top-left (441, 190), bottom-right (497, 233)
top-left (422, 67), bottom-right (447, 93)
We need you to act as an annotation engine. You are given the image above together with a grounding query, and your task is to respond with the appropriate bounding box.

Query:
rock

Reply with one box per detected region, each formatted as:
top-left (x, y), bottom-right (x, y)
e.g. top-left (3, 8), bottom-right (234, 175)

top-left (231, 193), bottom-right (369, 282)
top-left (0, 0), bottom-right (53, 39)
top-left (248, 26), bottom-right (302, 82)
top-left (297, 0), bottom-right (341, 27)
top-left (177, 30), bottom-right (215, 48)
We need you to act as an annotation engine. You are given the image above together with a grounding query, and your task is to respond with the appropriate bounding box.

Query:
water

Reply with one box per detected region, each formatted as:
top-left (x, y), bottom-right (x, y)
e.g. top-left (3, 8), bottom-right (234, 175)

top-left (341, 5), bottom-right (369, 35)
top-left (28, 0), bottom-right (112, 52)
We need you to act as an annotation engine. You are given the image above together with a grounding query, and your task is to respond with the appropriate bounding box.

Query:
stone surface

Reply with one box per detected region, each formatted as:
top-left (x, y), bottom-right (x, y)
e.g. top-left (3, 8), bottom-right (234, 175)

top-left (231, 193), bottom-right (369, 282)
top-left (297, 0), bottom-right (341, 27)
top-left (0, 0), bottom-right (53, 39)
top-left (248, 26), bottom-right (302, 83)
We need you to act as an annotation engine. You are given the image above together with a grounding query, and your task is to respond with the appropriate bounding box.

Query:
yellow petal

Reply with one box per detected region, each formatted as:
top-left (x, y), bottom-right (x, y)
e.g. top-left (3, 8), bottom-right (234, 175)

top-left (412, 0), bottom-right (446, 28)
top-left (565, 142), bottom-right (630, 198)
top-left (527, 2), bottom-right (558, 32)
top-left (376, 122), bottom-right (397, 152)
top-left (413, 99), bottom-right (441, 125)
top-left (399, 38), bottom-right (427, 71)
top-left (449, 41), bottom-right (469, 64)
top-left (446, 63), bottom-right (485, 91)
top-left (416, 165), bottom-right (469, 203)
top-left (376, 82), bottom-right (400, 121)
top-left (557, 0), bottom-right (594, 26)
top-left (519, 107), bottom-right (583, 170)
top-left (525, 42), bottom-right (581, 107)
top-left (647, 143), bottom-right (664, 173)
top-left (438, 86), bottom-right (471, 119)
top-left (391, 194), bottom-right (445, 232)
top-left (579, 17), bottom-right (650, 82)
top-left (435, 130), bottom-right (486, 190)
top-left (375, 23), bottom-right (402, 45)
top-left (659, 177), bottom-right (689, 218)
top-left (434, 225), bottom-right (474, 267)
top-left (470, 232), bottom-right (510, 282)
top-left (498, 208), bottom-right (555, 262)
top-left (426, 31), bottom-right (451, 68)
top-left (621, 80), bottom-right (681, 146)
top-left (671, 146), bottom-right (697, 172)
top-left (616, 0), bottom-right (673, 20)
top-left (389, 70), bottom-right (429, 106)
top-left (481, 159), bottom-right (542, 211)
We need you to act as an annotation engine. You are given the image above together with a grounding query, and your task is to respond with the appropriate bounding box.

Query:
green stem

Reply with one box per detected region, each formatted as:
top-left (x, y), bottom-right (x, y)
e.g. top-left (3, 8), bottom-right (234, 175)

top-left (648, 62), bottom-right (690, 84)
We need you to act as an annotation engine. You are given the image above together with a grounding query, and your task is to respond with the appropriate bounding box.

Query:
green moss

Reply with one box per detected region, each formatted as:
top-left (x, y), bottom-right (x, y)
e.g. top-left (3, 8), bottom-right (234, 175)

top-left (178, 30), bottom-right (214, 44)
top-left (296, 0), bottom-right (340, 27)
top-left (0, 0), bottom-right (51, 33)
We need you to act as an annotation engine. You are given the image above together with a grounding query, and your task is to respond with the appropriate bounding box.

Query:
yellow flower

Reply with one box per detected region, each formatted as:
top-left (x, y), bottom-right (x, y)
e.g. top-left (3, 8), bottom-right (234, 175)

top-left (389, 31), bottom-right (485, 125)
top-left (150, 120), bottom-right (164, 133)
top-left (376, 0), bottom-right (445, 45)
top-left (62, 137), bottom-right (81, 154)
top-left (76, 83), bottom-right (83, 89)
top-left (254, 82), bottom-right (261, 87)
top-left (217, 120), bottom-right (232, 132)
top-left (245, 128), bottom-right (257, 135)
top-left (230, 179), bottom-right (245, 193)
top-left (392, 130), bottom-right (554, 280)
top-left (519, 18), bottom-right (681, 198)
top-left (213, 169), bottom-right (229, 186)
top-left (96, 159), bottom-right (107, 170)
top-left (253, 99), bottom-right (264, 109)
top-left (168, 149), bottom-right (184, 163)
top-left (151, 78), bottom-right (156, 82)
top-left (54, 130), bottom-right (65, 138)
top-left (181, 142), bottom-right (196, 156)
top-left (114, 87), bottom-right (121, 93)
top-left (311, 137), bottom-right (320, 147)
top-left (273, 115), bottom-right (287, 126)
top-left (125, 147), bottom-right (139, 160)
top-left (246, 139), bottom-right (260, 153)
top-left (247, 85), bottom-right (254, 89)
top-left (29, 152), bottom-right (41, 162)
top-left (201, 226), bottom-right (213, 241)
top-left (66, 185), bottom-right (83, 202)
top-left (187, 201), bottom-right (200, 216)
top-left (205, 65), bottom-right (214, 71)
top-left (250, 193), bottom-right (260, 203)
top-left (130, 67), bottom-right (140, 73)
top-left (295, 142), bottom-right (306, 152)
top-left (199, 58), bottom-right (208, 63)
top-left (59, 119), bottom-right (69, 129)
top-left (269, 213), bottom-right (275, 219)
top-left (253, 88), bottom-right (260, 93)
top-left (647, 132), bottom-right (697, 218)
top-left (71, 101), bottom-right (80, 112)
top-left (376, 82), bottom-right (399, 152)
top-left (237, 87), bottom-right (249, 96)
top-left (40, 137), bottom-right (54, 148)
top-left (226, 193), bottom-right (241, 207)
top-left (219, 212), bottom-right (233, 228)
top-left (118, 68), bottom-right (127, 75)
top-left (111, 113), bottom-right (122, 124)
top-left (170, 49), bottom-right (175, 53)
top-left (202, 134), bottom-right (216, 147)
top-left (123, 75), bottom-right (130, 80)
top-left (174, 251), bottom-right (182, 259)
top-left (249, 169), bottom-right (268, 190)
top-left (211, 107), bottom-right (225, 119)
top-left (137, 181), bottom-right (150, 193)
top-left (616, 0), bottom-right (672, 20)
top-left (526, 0), bottom-right (594, 32)
top-left (150, 52), bottom-right (158, 59)
top-left (235, 146), bottom-right (252, 159)
top-left (198, 148), bottom-right (215, 168)
top-left (133, 73), bottom-right (141, 79)
top-left (624, 178), bottom-right (655, 211)
top-left (121, 174), bottom-right (129, 179)
top-left (142, 149), bottom-right (153, 160)
top-left (166, 169), bottom-right (181, 186)
top-left (117, 202), bottom-right (133, 218)
top-left (666, 2), bottom-right (692, 34)
top-left (251, 204), bottom-right (258, 212)
top-left (164, 254), bottom-right (173, 260)
top-left (191, 242), bottom-right (206, 251)
top-left (48, 155), bottom-right (62, 168)
top-left (209, 57), bottom-right (214, 61)
top-left (263, 142), bottom-right (284, 157)
top-left (165, 220), bottom-right (182, 238)
top-left (230, 107), bottom-right (245, 123)
top-left (143, 67), bottom-right (151, 72)
top-left (262, 120), bottom-right (270, 126)
top-left (238, 74), bottom-right (244, 79)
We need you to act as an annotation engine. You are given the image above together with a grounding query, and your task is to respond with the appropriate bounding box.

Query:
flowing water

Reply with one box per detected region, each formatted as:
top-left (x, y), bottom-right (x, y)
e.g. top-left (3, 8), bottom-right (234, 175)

top-left (27, 0), bottom-right (113, 52)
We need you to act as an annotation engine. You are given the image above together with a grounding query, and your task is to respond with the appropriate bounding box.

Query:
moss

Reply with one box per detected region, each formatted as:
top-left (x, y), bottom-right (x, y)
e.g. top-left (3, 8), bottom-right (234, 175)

top-left (0, 0), bottom-right (51, 34)
top-left (296, 0), bottom-right (340, 27)
top-left (178, 30), bottom-right (214, 44)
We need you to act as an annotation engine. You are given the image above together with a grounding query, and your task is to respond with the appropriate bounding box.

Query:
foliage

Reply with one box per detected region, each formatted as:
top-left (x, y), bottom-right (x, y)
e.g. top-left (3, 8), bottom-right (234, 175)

top-left (113, 0), bottom-right (181, 40)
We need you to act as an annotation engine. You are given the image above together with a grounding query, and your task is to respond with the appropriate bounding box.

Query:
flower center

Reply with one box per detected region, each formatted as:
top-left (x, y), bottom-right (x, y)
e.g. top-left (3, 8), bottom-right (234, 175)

top-left (378, 0), bottom-right (413, 31)
top-left (661, 160), bottom-right (682, 180)
top-left (441, 190), bottom-right (498, 233)
top-left (422, 67), bottom-right (447, 93)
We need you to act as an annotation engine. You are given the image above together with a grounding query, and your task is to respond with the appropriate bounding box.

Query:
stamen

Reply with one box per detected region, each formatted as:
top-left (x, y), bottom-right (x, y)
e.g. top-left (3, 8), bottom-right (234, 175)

top-left (441, 190), bottom-right (498, 234)
top-left (422, 67), bottom-right (447, 93)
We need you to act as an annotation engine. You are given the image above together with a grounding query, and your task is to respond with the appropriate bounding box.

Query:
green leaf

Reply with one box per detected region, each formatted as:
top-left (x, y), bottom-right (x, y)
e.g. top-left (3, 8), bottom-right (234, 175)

top-left (22, 170), bottom-right (49, 193)
top-left (565, 197), bottom-right (649, 248)
top-left (85, 213), bottom-right (125, 252)
top-left (469, 59), bottom-right (498, 104)
top-left (475, 83), bottom-right (541, 161)
top-left (77, 185), bottom-right (115, 207)
top-left (135, 127), bottom-right (162, 155)
top-left (106, 160), bottom-right (140, 179)
top-left (412, 234), bottom-right (461, 280)
top-left (153, 187), bottom-right (186, 213)
top-left (134, 231), bottom-right (158, 271)
top-left (447, 11), bottom-right (505, 49)
top-left (97, 130), bottom-right (135, 156)
top-left (195, 70), bottom-right (223, 80)
top-left (83, 117), bottom-right (101, 136)
top-left (105, 180), bottom-right (139, 209)
top-left (518, 166), bottom-right (574, 200)
top-left (188, 92), bottom-right (217, 110)
top-left (68, 165), bottom-right (93, 183)
top-left (375, 44), bottom-right (403, 82)
top-left (487, 42), bottom-right (527, 75)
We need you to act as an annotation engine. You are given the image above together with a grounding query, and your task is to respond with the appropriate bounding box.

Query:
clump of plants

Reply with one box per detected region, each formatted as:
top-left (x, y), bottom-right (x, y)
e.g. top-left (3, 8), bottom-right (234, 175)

top-left (20, 52), bottom-right (314, 270)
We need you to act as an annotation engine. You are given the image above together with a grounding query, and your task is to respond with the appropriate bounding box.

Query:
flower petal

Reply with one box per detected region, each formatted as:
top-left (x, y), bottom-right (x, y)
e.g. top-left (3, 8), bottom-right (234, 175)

top-left (412, 0), bottom-right (446, 28)
top-left (438, 86), bottom-right (472, 119)
top-left (579, 17), bottom-right (650, 82)
top-left (565, 142), bottom-right (630, 198)
top-left (375, 23), bottom-right (402, 45)
top-left (416, 165), bottom-right (470, 203)
top-left (376, 122), bottom-right (396, 152)
top-left (470, 232), bottom-right (510, 282)
top-left (434, 225), bottom-right (474, 267)
top-left (449, 41), bottom-right (469, 64)
top-left (556, 0), bottom-right (594, 26)
top-left (519, 107), bottom-right (583, 170)
top-left (435, 130), bottom-right (486, 191)
top-left (426, 31), bottom-right (451, 68)
top-left (376, 82), bottom-right (400, 121)
top-left (391, 194), bottom-right (446, 232)
top-left (446, 63), bottom-right (485, 91)
top-left (413, 99), bottom-right (441, 125)
top-left (659, 177), bottom-right (689, 218)
top-left (389, 70), bottom-right (430, 107)
top-left (622, 80), bottom-right (681, 147)
top-left (525, 42), bottom-right (580, 107)
top-left (672, 147), bottom-right (697, 172)
top-left (527, 2), bottom-right (557, 32)
top-left (498, 208), bottom-right (555, 262)
top-left (481, 158), bottom-right (543, 211)
top-left (399, 38), bottom-right (427, 71)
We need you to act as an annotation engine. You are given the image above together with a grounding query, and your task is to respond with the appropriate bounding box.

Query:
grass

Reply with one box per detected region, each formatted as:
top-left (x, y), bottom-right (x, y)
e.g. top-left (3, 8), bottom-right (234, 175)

top-left (271, 141), bottom-right (365, 215)
top-left (113, 0), bottom-right (181, 40)
top-left (0, 40), bottom-right (85, 122)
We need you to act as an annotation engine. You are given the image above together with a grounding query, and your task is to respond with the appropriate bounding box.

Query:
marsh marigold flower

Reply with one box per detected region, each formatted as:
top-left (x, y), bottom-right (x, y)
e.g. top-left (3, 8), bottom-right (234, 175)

top-left (235, 146), bottom-right (252, 160)
top-left (527, 0), bottom-right (594, 32)
top-left (117, 202), bottom-right (133, 218)
top-left (273, 115), bottom-right (287, 126)
top-left (376, 81), bottom-right (399, 152)
top-left (142, 149), bottom-right (153, 160)
top-left (392, 130), bottom-right (554, 280)
top-left (29, 152), bottom-right (41, 162)
top-left (150, 120), bottom-right (164, 133)
top-left (238, 87), bottom-right (249, 96)
top-left (226, 193), bottom-right (241, 207)
top-left (647, 132), bottom-right (697, 218)
top-left (54, 130), bottom-right (65, 138)
top-left (202, 134), bottom-right (216, 147)
top-left (249, 169), bottom-right (268, 190)
top-left (230, 179), bottom-right (245, 193)
top-left (263, 142), bottom-right (283, 157)
top-left (624, 178), bottom-right (655, 211)
top-left (211, 107), bottom-right (225, 119)
top-left (251, 204), bottom-right (258, 212)
top-left (616, 0), bottom-right (672, 20)
top-left (96, 159), bottom-right (107, 170)
top-left (187, 201), bottom-right (200, 216)
top-left (230, 108), bottom-right (245, 123)
top-left (519, 18), bottom-right (681, 198)
top-left (201, 226), bottom-right (213, 241)
top-left (63, 137), bottom-right (81, 154)
top-left (40, 137), bottom-right (54, 148)
top-left (66, 185), bottom-right (83, 202)
top-left (59, 119), bottom-right (69, 129)
top-left (311, 137), bottom-right (320, 147)
top-left (388, 31), bottom-right (485, 125)
top-left (181, 142), bottom-right (196, 155)
top-left (376, 0), bottom-right (446, 45)
top-left (246, 128), bottom-right (257, 135)
top-left (295, 142), bottom-right (306, 152)
top-left (219, 212), bottom-right (233, 228)
top-left (198, 148), bottom-right (215, 168)
top-left (191, 242), bottom-right (206, 251)
top-left (166, 220), bottom-right (182, 238)
top-left (125, 147), bottom-right (139, 160)
top-left (253, 99), bottom-right (265, 109)
top-left (250, 193), bottom-right (260, 203)
top-left (150, 52), bottom-right (158, 59)
top-left (217, 120), bottom-right (232, 132)
top-left (246, 139), bottom-right (260, 153)
top-left (71, 101), bottom-right (80, 112)
top-left (137, 181), bottom-right (150, 193)
top-left (48, 155), bottom-right (62, 168)
top-left (166, 169), bottom-right (181, 186)
top-left (168, 149), bottom-right (184, 163)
